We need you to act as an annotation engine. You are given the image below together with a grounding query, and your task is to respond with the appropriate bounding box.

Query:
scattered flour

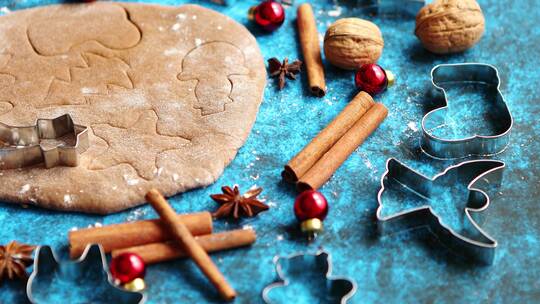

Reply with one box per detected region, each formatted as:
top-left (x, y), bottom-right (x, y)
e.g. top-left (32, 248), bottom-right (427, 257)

top-left (407, 121), bottom-right (418, 132)
top-left (124, 174), bottom-right (140, 186)
top-left (19, 184), bottom-right (30, 194)
top-left (64, 194), bottom-right (73, 205)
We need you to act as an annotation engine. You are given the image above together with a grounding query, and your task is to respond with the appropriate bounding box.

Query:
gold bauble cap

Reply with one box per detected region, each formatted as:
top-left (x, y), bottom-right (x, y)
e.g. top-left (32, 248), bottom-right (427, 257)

top-left (300, 218), bottom-right (324, 234)
top-left (123, 278), bottom-right (146, 292)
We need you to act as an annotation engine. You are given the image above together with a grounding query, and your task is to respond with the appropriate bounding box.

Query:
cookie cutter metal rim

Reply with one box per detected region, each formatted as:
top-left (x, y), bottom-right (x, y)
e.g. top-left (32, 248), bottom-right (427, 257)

top-left (26, 244), bottom-right (146, 304)
top-left (420, 63), bottom-right (513, 160)
top-left (262, 250), bottom-right (357, 304)
top-left (0, 114), bottom-right (90, 169)
top-left (376, 158), bottom-right (505, 263)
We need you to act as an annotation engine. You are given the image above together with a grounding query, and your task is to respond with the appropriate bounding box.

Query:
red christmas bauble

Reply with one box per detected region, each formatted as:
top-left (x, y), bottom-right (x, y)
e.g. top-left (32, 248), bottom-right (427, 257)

top-left (250, 1), bottom-right (285, 32)
top-left (294, 190), bottom-right (328, 222)
top-left (354, 63), bottom-right (389, 96)
top-left (110, 252), bottom-right (146, 284)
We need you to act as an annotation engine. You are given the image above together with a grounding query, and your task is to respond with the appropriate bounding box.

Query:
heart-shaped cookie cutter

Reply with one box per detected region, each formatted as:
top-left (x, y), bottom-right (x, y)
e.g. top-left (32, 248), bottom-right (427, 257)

top-left (0, 114), bottom-right (89, 169)
top-left (421, 63), bottom-right (513, 159)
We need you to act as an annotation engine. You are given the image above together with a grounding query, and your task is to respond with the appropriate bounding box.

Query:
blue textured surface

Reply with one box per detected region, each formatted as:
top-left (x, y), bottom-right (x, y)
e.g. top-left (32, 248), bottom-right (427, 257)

top-left (1, 0), bottom-right (539, 303)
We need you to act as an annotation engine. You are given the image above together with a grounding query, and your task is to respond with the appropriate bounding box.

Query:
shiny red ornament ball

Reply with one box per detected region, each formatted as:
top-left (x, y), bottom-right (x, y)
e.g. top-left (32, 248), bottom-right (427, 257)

top-left (110, 252), bottom-right (146, 284)
top-left (250, 1), bottom-right (285, 32)
top-left (294, 190), bottom-right (329, 222)
top-left (354, 63), bottom-right (389, 96)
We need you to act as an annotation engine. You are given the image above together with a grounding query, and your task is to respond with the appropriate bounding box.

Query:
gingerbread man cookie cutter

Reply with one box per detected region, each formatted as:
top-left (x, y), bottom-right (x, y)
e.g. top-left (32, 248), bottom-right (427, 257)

top-left (421, 63), bottom-right (513, 159)
top-left (27, 244), bottom-right (145, 304)
top-left (377, 158), bottom-right (505, 264)
top-left (0, 114), bottom-right (89, 169)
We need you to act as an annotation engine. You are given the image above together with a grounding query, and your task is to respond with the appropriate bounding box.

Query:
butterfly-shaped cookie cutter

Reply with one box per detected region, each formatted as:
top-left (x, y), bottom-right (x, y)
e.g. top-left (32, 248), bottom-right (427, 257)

top-left (421, 63), bottom-right (513, 159)
top-left (27, 244), bottom-right (145, 304)
top-left (262, 250), bottom-right (357, 303)
top-left (377, 158), bottom-right (505, 264)
top-left (0, 114), bottom-right (89, 169)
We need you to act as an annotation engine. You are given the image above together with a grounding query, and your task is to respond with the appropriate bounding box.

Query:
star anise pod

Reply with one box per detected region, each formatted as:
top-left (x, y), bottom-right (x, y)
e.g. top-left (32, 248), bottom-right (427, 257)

top-left (268, 57), bottom-right (302, 90)
top-left (211, 185), bottom-right (269, 219)
top-left (0, 241), bottom-right (35, 283)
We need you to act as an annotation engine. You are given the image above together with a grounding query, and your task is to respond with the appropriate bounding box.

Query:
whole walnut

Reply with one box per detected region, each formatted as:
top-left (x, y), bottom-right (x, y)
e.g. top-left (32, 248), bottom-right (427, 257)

top-left (415, 0), bottom-right (485, 54)
top-left (324, 18), bottom-right (384, 70)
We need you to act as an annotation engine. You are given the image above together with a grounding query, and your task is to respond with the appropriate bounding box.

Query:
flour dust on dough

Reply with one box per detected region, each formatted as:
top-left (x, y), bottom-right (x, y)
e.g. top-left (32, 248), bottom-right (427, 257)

top-left (0, 2), bottom-right (266, 213)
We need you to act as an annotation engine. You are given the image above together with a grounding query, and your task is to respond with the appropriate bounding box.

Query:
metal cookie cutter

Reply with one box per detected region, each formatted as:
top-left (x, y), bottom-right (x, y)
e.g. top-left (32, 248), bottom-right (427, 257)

top-left (421, 63), bottom-right (513, 159)
top-left (27, 244), bottom-right (145, 304)
top-left (339, 0), bottom-right (425, 18)
top-left (0, 114), bottom-right (89, 169)
top-left (377, 158), bottom-right (505, 264)
top-left (262, 250), bottom-right (357, 303)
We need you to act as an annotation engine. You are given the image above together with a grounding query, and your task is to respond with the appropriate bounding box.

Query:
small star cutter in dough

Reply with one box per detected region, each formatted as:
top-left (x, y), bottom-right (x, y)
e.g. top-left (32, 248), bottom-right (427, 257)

top-left (0, 114), bottom-right (89, 169)
top-left (262, 250), bottom-right (357, 304)
top-left (26, 244), bottom-right (145, 304)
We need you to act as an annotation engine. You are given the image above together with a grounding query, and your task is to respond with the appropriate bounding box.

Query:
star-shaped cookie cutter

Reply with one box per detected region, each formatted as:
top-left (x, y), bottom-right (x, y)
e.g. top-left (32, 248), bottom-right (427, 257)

top-left (27, 244), bottom-right (145, 304)
top-left (0, 114), bottom-right (89, 169)
top-left (377, 158), bottom-right (505, 264)
top-left (421, 63), bottom-right (513, 159)
top-left (262, 250), bottom-right (357, 303)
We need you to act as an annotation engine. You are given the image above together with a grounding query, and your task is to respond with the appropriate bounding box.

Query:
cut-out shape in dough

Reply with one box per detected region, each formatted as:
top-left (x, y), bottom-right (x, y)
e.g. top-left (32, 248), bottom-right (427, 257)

top-left (178, 42), bottom-right (249, 115)
top-left (27, 4), bottom-right (141, 56)
top-left (0, 3), bottom-right (266, 213)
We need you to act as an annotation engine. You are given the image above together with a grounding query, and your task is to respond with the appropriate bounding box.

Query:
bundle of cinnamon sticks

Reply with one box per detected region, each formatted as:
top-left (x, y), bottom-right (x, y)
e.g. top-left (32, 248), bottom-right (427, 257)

top-left (68, 211), bottom-right (256, 264)
top-left (283, 91), bottom-right (388, 190)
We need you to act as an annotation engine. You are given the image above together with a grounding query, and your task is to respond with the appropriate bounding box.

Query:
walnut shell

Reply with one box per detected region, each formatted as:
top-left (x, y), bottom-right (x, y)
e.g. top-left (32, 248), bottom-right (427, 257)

top-left (415, 0), bottom-right (485, 54)
top-left (324, 18), bottom-right (384, 70)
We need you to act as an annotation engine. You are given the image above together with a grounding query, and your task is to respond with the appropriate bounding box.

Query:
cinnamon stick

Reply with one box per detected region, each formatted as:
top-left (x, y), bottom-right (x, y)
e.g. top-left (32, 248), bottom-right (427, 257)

top-left (297, 3), bottom-right (326, 97)
top-left (112, 229), bottom-right (256, 265)
top-left (297, 103), bottom-right (388, 191)
top-left (69, 212), bottom-right (212, 259)
top-left (146, 189), bottom-right (236, 301)
top-left (283, 92), bottom-right (375, 182)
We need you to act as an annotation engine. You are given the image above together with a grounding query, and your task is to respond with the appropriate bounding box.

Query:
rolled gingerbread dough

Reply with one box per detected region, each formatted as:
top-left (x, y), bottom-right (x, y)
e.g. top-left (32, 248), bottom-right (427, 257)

top-left (0, 2), bottom-right (266, 213)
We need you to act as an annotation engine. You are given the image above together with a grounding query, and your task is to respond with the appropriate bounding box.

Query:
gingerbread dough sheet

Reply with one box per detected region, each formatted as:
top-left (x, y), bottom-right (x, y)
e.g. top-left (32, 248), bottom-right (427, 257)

top-left (0, 2), bottom-right (266, 213)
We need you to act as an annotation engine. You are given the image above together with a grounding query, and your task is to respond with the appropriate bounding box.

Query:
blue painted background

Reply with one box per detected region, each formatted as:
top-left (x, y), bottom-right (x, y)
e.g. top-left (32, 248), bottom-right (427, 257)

top-left (1, 0), bottom-right (539, 303)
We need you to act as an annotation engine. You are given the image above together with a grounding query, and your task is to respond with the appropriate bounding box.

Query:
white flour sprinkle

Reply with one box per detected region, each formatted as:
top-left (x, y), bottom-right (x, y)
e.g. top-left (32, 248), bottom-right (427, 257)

top-left (407, 121), bottom-right (418, 132)
top-left (328, 6), bottom-right (342, 17)
top-left (164, 48), bottom-right (180, 56)
top-left (195, 38), bottom-right (203, 46)
top-left (192, 15), bottom-right (197, 20)
top-left (19, 184), bottom-right (30, 194)
top-left (176, 13), bottom-right (186, 20)
top-left (171, 23), bottom-right (181, 31)
top-left (124, 174), bottom-right (140, 186)
top-left (64, 194), bottom-right (73, 205)
top-left (81, 87), bottom-right (99, 94)
top-left (172, 173), bottom-right (180, 182)
top-left (242, 225), bottom-right (253, 230)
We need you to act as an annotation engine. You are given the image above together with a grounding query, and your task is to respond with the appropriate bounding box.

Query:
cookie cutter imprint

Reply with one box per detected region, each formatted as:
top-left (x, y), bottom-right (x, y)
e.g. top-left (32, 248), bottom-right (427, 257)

top-left (262, 250), bottom-right (357, 304)
top-left (0, 114), bottom-right (89, 169)
top-left (377, 158), bottom-right (505, 264)
top-left (27, 244), bottom-right (145, 304)
top-left (421, 63), bottom-right (513, 159)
